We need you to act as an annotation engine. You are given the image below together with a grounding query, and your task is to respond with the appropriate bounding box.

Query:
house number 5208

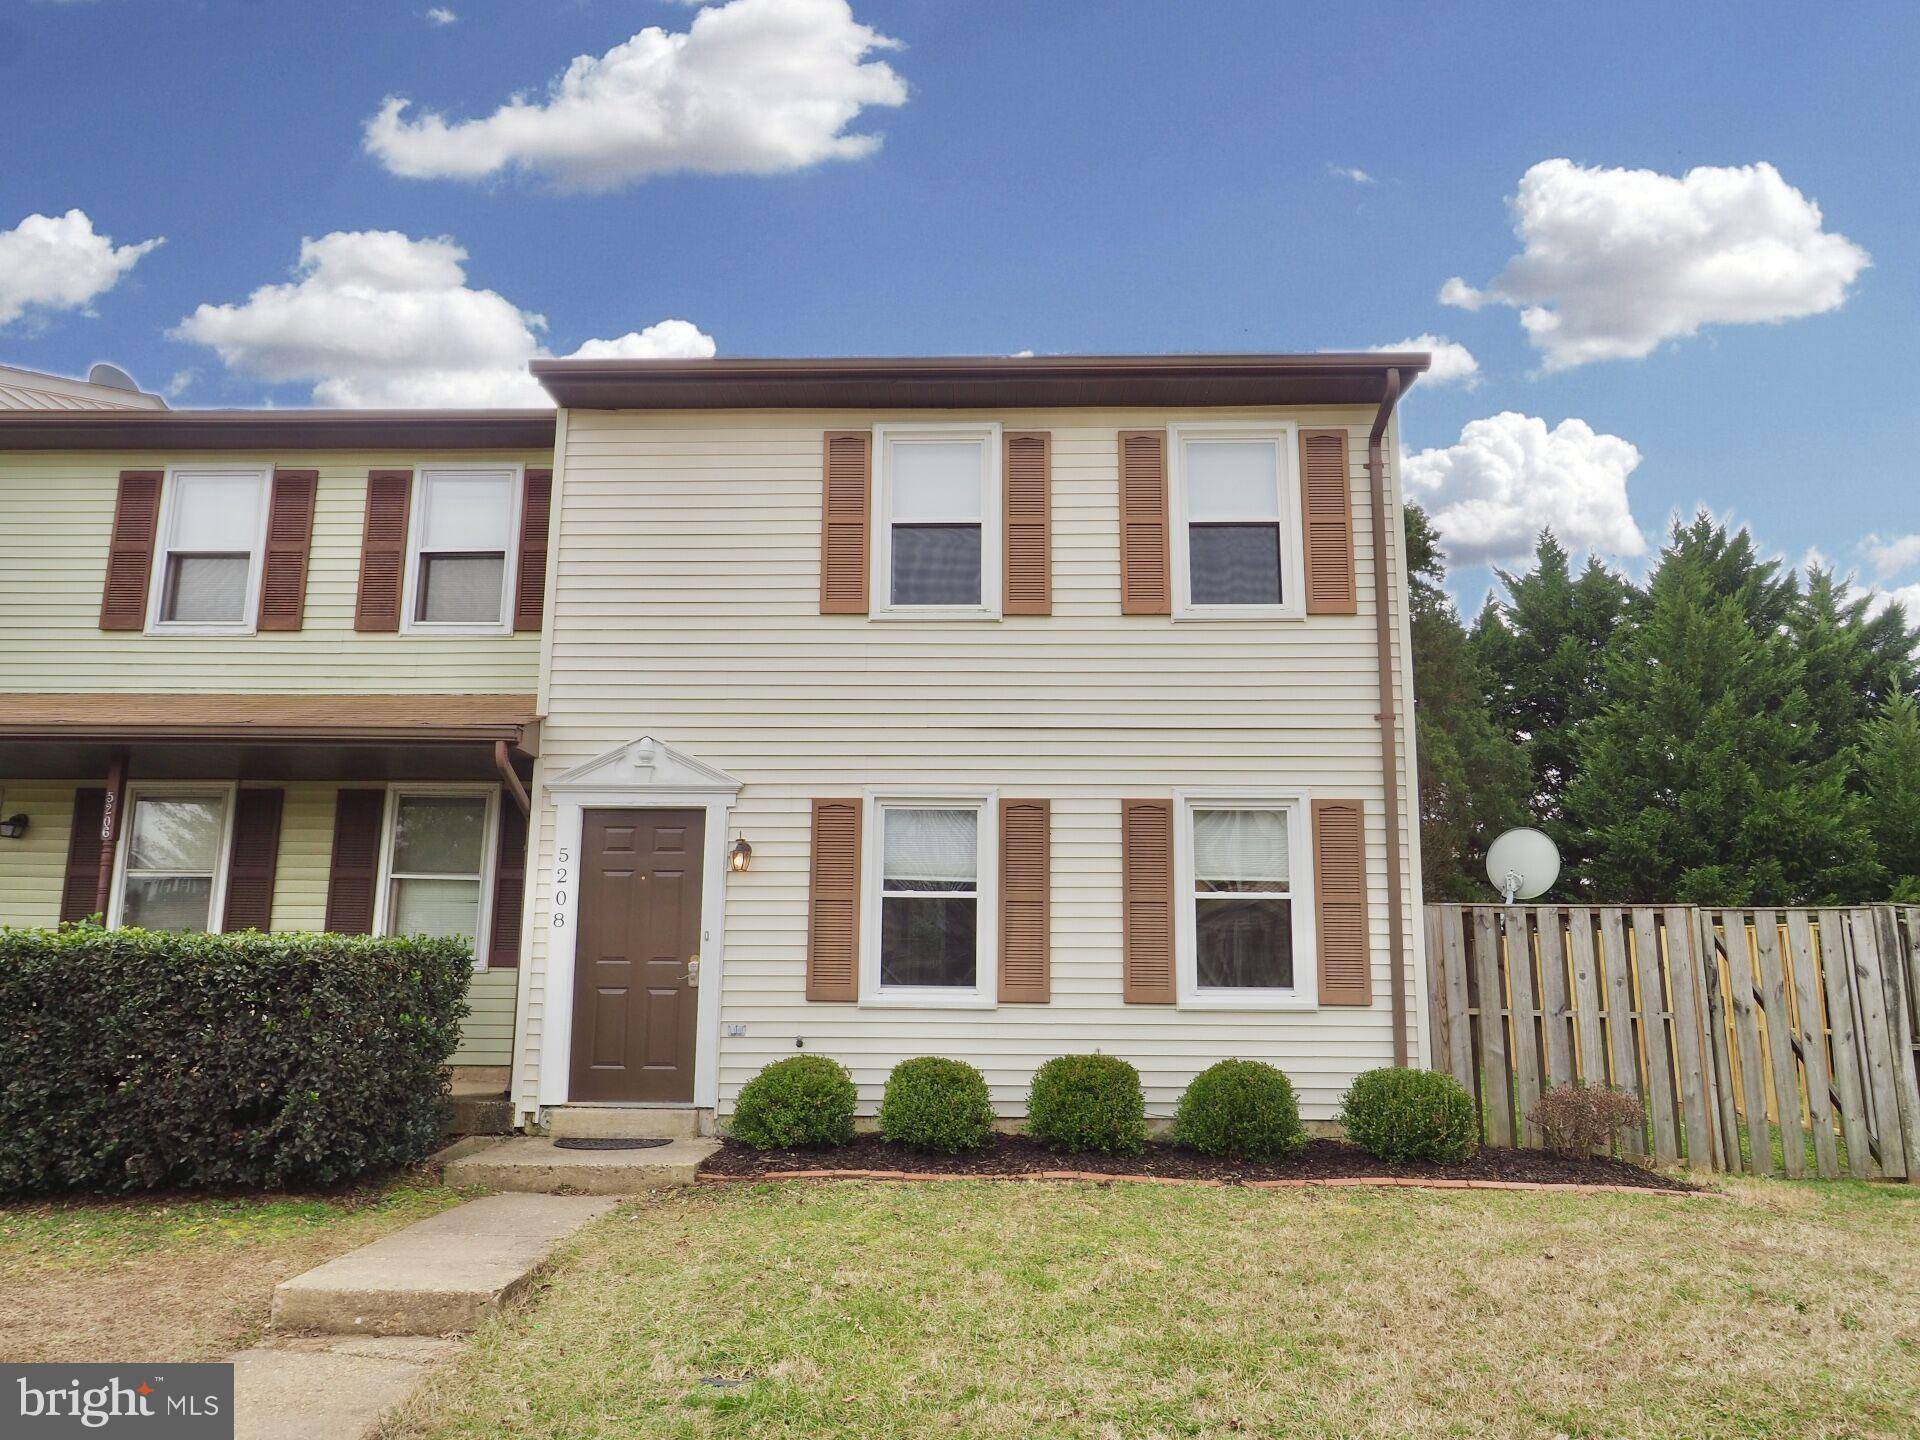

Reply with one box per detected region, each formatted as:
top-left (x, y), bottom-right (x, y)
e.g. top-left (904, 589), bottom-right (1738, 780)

top-left (552, 847), bottom-right (571, 928)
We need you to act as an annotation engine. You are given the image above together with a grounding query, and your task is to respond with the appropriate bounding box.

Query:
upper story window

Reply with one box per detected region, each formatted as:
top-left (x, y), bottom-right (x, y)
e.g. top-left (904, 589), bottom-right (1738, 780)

top-left (872, 424), bottom-right (1001, 618)
top-left (1176, 793), bottom-right (1315, 1009)
top-left (111, 785), bottom-right (235, 932)
top-left (147, 468), bottom-right (270, 634)
top-left (1169, 425), bottom-right (1305, 619)
top-left (378, 787), bottom-right (497, 958)
top-left (863, 793), bottom-right (998, 1006)
top-left (402, 467), bottom-right (522, 635)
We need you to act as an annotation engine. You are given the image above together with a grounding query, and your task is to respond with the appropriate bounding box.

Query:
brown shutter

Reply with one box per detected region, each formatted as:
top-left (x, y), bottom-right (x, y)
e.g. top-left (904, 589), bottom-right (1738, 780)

top-left (819, 432), bottom-right (871, 615)
top-left (1312, 798), bottom-right (1372, 1005)
top-left (1121, 799), bottom-right (1175, 1003)
top-left (487, 800), bottom-right (528, 967)
top-left (1118, 431), bottom-right (1170, 615)
top-left (805, 798), bottom-right (861, 1001)
top-left (99, 470), bottom-right (162, 630)
top-left (513, 468), bottom-right (552, 632)
top-left (58, 788), bottom-right (108, 923)
top-left (323, 788), bottom-right (386, 934)
top-left (257, 470), bottom-right (318, 631)
top-left (1003, 432), bottom-right (1052, 616)
top-left (998, 799), bottom-right (1050, 1002)
top-left (221, 788), bottom-right (285, 933)
top-left (1299, 429), bottom-right (1358, 616)
top-left (353, 470), bottom-right (413, 632)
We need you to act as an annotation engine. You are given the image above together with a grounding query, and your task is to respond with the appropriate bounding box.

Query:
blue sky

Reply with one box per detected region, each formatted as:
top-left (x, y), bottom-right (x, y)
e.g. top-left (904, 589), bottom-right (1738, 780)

top-left (3, 0), bottom-right (1916, 605)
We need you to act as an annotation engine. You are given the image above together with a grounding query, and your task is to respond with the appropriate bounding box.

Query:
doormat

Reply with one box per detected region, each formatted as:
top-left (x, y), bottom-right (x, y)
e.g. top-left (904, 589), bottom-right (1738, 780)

top-left (553, 1137), bottom-right (675, 1150)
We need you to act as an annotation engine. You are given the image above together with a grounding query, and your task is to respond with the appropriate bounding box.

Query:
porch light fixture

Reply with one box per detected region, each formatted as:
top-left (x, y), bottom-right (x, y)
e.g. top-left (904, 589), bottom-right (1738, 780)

top-left (729, 836), bottom-right (753, 873)
top-left (0, 813), bottom-right (27, 840)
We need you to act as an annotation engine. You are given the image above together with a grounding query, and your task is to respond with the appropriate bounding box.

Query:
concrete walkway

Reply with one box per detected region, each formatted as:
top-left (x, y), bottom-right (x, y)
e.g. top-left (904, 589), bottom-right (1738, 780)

top-left (233, 1337), bottom-right (459, 1440)
top-left (273, 1192), bottom-right (617, 1335)
top-left (445, 1136), bottom-right (718, 1194)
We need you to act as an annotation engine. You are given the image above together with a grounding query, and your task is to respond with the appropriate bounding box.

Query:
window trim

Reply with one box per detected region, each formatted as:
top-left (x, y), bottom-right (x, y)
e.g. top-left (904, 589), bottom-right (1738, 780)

top-left (106, 781), bottom-right (240, 931)
top-left (144, 466), bottom-right (273, 636)
top-left (372, 783), bottom-right (501, 972)
top-left (399, 464), bottom-right (525, 637)
top-left (860, 789), bottom-right (999, 1008)
top-left (1168, 422), bottom-right (1306, 621)
top-left (1172, 788), bottom-right (1317, 1010)
top-left (869, 423), bottom-right (1002, 620)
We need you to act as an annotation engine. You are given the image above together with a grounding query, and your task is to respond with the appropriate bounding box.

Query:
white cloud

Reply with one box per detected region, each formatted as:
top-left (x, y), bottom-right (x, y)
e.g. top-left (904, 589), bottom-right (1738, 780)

top-left (1403, 412), bottom-right (1646, 566)
top-left (1866, 582), bottom-right (1920, 625)
top-left (172, 230), bottom-right (715, 407)
top-left (1441, 159), bottom-right (1870, 370)
top-left (425, 6), bottom-right (457, 24)
top-left (1371, 334), bottom-right (1479, 388)
top-left (1327, 164), bottom-right (1375, 185)
top-left (567, 320), bottom-right (717, 360)
top-left (164, 369), bottom-right (195, 399)
top-left (1862, 533), bottom-right (1920, 579)
top-left (364, 0), bottom-right (908, 191)
top-left (0, 209), bottom-right (161, 328)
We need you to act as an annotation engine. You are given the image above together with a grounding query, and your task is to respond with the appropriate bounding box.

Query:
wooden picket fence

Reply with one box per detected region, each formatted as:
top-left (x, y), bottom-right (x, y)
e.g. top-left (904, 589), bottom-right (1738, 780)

top-left (1424, 904), bottom-right (1920, 1178)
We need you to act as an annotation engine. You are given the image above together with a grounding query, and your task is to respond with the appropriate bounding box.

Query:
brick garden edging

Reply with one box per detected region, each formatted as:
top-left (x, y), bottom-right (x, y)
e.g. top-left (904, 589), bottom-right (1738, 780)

top-left (696, 1168), bottom-right (1712, 1197)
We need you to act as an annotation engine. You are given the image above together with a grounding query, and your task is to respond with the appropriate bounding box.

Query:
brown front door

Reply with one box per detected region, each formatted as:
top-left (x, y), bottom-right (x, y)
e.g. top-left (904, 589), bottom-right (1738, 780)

top-left (571, 808), bottom-right (705, 1102)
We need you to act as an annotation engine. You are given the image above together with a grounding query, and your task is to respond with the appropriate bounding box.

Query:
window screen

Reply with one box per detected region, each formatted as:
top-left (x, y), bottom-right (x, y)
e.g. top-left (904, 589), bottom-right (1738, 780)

top-left (412, 472), bottom-right (513, 625)
top-left (879, 806), bottom-right (979, 987)
top-left (158, 473), bottom-right (265, 624)
top-left (1192, 807), bottom-right (1294, 989)
top-left (387, 792), bottom-right (488, 940)
top-left (1185, 440), bottom-right (1284, 607)
top-left (888, 441), bottom-right (984, 607)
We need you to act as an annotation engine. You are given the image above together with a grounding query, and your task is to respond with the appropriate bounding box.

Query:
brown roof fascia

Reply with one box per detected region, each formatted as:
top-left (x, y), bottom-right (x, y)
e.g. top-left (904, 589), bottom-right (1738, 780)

top-left (0, 693), bottom-right (538, 749)
top-left (0, 410), bottom-right (556, 452)
top-left (530, 353), bottom-right (1432, 411)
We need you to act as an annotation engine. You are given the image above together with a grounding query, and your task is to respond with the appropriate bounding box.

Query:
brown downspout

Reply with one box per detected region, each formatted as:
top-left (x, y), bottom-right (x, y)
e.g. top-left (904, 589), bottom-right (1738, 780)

top-left (1368, 369), bottom-right (1410, 1066)
top-left (494, 741), bottom-right (531, 817)
top-left (93, 749), bottom-right (128, 921)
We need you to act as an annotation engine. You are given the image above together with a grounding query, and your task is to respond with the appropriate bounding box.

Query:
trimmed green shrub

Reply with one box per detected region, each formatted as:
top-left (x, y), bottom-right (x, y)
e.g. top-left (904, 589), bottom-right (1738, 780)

top-left (729, 1055), bottom-right (857, 1150)
top-left (878, 1057), bottom-right (995, 1153)
top-left (0, 925), bottom-right (470, 1194)
top-left (1172, 1059), bottom-right (1306, 1161)
top-left (1025, 1053), bottom-right (1148, 1156)
top-left (1339, 1067), bottom-right (1479, 1164)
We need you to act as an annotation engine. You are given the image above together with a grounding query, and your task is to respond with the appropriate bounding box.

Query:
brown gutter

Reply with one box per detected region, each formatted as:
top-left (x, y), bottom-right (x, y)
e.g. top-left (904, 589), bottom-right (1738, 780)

top-left (495, 741), bottom-right (532, 817)
top-left (1368, 368), bottom-right (1410, 1067)
top-left (0, 409), bottom-right (555, 453)
top-left (532, 352), bottom-right (1431, 411)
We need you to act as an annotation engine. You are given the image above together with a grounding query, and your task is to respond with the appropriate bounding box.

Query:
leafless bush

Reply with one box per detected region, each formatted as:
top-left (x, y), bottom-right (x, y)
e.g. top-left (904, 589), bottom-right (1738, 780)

top-left (1528, 1083), bottom-right (1645, 1159)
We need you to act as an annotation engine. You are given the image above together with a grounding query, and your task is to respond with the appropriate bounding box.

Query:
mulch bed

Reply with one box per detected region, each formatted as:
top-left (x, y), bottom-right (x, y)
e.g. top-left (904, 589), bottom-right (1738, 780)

top-left (699, 1134), bottom-right (1701, 1193)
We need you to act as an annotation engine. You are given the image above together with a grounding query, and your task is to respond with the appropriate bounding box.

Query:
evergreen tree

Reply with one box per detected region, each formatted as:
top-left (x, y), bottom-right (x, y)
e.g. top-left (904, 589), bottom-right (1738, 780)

top-left (1405, 506), bottom-right (1529, 898)
top-left (1791, 567), bottom-right (1920, 768)
top-left (1562, 519), bottom-right (1882, 905)
top-left (1469, 530), bottom-right (1631, 882)
top-left (1857, 693), bottom-right (1920, 902)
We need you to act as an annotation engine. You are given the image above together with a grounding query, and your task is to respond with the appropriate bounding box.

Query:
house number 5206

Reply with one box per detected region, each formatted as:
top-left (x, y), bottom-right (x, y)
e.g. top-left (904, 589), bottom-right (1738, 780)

top-left (552, 847), bottom-right (571, 928)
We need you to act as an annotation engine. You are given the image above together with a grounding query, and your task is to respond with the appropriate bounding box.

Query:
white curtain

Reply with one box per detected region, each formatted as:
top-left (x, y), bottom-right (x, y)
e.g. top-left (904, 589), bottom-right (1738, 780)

top-left (1193, 808), bottom-right (1289, 886)
top-left (883, 808), bottom-right (978, 888)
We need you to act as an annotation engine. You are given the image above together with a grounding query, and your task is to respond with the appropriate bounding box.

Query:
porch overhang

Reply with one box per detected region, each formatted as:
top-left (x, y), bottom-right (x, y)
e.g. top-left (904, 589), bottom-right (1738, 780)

top-left (0, 693), bottom-right (538, 781)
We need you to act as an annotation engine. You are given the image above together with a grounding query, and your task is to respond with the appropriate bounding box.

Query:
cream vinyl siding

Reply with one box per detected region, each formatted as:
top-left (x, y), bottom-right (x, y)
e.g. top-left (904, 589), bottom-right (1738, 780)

top-left (519, 406), bottom-right (1423, 1121)
top-left (0, 780), bottom-right (513, 1063)
top-left (0, 450), bottom-right (545, 692)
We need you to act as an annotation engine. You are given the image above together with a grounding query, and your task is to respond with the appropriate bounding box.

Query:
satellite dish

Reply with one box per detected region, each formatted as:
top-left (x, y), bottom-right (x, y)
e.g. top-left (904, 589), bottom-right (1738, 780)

top-left (1486, 827), bottom-right (1560, 904)
top-left (87, 363), bottom-right (141, 393)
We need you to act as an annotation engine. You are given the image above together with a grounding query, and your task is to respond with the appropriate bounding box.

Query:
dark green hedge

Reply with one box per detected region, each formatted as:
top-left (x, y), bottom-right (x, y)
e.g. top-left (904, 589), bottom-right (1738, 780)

top-left (0, 925), bottom-right (471, 1194)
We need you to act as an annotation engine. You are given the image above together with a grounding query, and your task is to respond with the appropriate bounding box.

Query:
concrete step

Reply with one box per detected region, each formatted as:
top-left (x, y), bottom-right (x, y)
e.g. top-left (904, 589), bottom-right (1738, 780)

top-left (445, 1135), bottom-right (718, 1194)
top-left (271, 1193), bottom-right (617, 1336)
top-left (545, 1104), bottom-right (704, 1141)
top-left (443, 1089), bottom-right (513, 1137)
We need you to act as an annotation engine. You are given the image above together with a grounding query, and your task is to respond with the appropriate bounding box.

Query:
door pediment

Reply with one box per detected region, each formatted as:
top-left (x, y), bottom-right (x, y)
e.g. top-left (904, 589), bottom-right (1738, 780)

top-left (546, 737), bottom-right (742, 797)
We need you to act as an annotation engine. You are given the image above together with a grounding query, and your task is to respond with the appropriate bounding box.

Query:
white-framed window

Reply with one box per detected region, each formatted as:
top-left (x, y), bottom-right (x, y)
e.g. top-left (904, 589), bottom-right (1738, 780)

top-left (108, 783), bottom-right (238, 932)
top-left (146, 467), bottom-right (272, 634)
top-left (1169, 423), bottom-right (1305, 619)
top-left (871, 424), bottom-right (1002, 617)
top-left (401, 466), bottom-right (523, 635)
top-left (1173, 791), bottom-right (1316, 1009)
top-left (375, 786), bottom-right (499, 966)
top-left (862, 792), bottom-right (998, 1006)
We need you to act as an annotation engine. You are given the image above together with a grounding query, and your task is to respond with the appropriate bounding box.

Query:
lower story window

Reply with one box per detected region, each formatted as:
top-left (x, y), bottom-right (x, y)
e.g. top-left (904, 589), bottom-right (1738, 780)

top-left (1192, 806), bottom-right (1295, 990)
top-left (119, 790), bottom-right (229, 932)
top-left (879, 805), bottom-right (979, 988)
top-left (384, 790), bottom-right (493, 940)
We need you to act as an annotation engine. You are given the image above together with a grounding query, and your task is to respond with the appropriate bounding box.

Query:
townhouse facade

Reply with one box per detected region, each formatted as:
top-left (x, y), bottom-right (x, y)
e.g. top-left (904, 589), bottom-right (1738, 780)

top-left (0, 353), bottom-right (1431, 1130)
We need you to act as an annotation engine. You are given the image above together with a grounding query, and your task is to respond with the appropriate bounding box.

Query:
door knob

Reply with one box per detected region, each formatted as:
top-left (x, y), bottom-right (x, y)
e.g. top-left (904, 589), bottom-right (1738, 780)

top-left (686, 955), bottom-right (701, 986)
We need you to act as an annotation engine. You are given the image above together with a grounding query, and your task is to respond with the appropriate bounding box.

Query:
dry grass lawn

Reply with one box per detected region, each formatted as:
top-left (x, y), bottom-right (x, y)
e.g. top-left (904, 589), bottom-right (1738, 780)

top-left (0, 1176), bottom-right (468, 1363)
top-left (382, 1176), bottom-right (1917, 1440)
